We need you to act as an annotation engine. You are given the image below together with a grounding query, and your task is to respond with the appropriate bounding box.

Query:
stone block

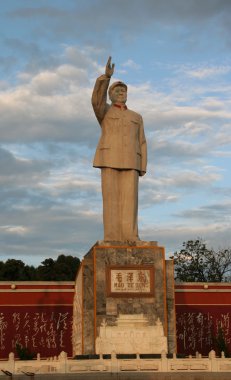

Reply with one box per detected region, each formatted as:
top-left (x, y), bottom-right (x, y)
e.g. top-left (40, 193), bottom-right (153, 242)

top-left (73, 241), bottom-right (176, 355)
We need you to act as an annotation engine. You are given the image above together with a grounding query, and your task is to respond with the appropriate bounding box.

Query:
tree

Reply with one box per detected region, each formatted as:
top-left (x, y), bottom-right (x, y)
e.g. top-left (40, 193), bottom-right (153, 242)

top-left (54, 254), bottom-right (80, 280)
top-left (172, 239), bottom-right (231, 282)
top-left (0, 261), bottom-right (4, 279)
top-left (16, 343), bottom-right (36, 360)
top-left (0, 259), bottom-right (38, 281)
top-left (0, 259), bottom-right (26, 281)
top-left (213, 327), bottom-right (230, 357)
top-left (0, 254), bottom-right (80, 281)
top-left (37, 255), bottom-right (80, 281)
top-left (37, 258), bottom-right (56, 280)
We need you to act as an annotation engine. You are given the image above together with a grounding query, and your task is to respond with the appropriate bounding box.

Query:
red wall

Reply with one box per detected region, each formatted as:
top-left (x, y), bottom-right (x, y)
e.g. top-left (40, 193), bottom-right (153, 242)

top-left (175, 283), bottom-right (231, 355)
top-left (1, 281), bottom-right (231, 358)
top-left (0, 282), bottom-right (74, 359)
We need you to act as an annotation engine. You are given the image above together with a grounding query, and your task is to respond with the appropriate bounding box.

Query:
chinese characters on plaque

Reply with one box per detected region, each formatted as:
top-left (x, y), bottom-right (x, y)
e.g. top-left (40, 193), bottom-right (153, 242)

top-left (107, 266), bottom-right (154, 296)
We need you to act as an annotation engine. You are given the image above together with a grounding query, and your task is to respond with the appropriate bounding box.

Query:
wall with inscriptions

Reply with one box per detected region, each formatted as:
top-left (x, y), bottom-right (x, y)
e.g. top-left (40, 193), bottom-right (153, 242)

top-left (1, 281), bottom-right (231, 358)
top-left (0, 282), bottom-right (74, 359)
top-left (175, 283), bottom-right (231, 355)
top-left (176, 305), bottom-right (231, 355)
top-left (0, 306), bottom-right (72, 357)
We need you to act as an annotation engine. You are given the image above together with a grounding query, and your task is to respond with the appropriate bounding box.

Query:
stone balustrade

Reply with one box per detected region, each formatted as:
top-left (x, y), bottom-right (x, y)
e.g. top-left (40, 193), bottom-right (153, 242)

top-left (1, 350), bottom-right (231, 375)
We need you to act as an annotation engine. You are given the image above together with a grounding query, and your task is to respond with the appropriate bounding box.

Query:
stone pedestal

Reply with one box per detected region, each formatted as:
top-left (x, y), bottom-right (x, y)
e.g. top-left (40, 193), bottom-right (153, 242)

top-left (73, 241), bottom-right (176, 355)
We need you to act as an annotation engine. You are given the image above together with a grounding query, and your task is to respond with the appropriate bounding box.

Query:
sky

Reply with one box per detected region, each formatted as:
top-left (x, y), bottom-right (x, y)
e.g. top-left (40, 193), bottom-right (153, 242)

top-left (0, 0), bottom-right (230, 266)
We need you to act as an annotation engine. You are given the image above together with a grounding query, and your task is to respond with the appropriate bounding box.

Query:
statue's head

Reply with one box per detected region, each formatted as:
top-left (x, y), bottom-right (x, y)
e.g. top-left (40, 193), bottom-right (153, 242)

top-left (109, 81), bottom-right (127, 105)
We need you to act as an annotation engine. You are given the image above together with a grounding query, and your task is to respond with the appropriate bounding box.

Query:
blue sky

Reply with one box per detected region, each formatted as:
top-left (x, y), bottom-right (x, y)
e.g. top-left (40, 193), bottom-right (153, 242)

top-left (0, 0), bottom-right (230, 265)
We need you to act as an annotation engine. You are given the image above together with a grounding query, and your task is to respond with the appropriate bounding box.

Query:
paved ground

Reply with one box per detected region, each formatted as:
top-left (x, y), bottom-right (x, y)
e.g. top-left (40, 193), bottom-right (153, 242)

top-left (1, 372), bottom-right (230, 380)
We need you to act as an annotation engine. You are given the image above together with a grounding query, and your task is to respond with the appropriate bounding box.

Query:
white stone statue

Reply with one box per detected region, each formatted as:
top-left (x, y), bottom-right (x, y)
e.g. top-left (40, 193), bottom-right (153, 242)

top-left (92, 57), bottom-right (147, 241)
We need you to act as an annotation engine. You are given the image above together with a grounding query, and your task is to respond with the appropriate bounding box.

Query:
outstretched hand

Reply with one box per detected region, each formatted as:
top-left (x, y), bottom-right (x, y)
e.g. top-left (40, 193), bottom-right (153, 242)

top-left (105, 56), bottom-right (115, 78)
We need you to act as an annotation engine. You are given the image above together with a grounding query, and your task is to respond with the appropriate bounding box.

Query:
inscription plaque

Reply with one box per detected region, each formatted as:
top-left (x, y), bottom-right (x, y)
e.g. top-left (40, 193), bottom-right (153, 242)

top-left (106, 265), bottom-right (154, 297)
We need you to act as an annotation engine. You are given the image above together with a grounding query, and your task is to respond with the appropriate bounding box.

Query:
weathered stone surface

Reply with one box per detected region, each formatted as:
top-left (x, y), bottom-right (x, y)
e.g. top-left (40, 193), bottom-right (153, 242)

top-left (95, 314), bottom-right (167, 354)
top-left (73, 241), bottom-right (176, 355)
top-left (82, 253), bottom-right (95, 353)
top-left (165, 259), bottom-right (176, 354)
top-left (72, 265), bottom-right (83, 355)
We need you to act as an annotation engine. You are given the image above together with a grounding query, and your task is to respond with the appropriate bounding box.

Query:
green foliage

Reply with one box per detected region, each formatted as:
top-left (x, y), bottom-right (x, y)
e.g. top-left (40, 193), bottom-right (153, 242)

top-left (0, 259), bottom-right (35, 281)
top-left (172, 239), bottom-right (231, 282)
top-left (55, 254), bottom-right (81, 280)
top-left (37, 255), bottom-right (80, 281)
top-left (214, 328), bottom-right (230, 357)
top-left (0, 254), bottom-right (80, 281)
top-left (16, 343), bottom-right (36, 360)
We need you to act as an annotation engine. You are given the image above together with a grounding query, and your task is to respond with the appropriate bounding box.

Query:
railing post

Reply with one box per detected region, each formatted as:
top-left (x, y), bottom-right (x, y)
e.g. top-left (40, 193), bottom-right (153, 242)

top-left (8, 352), bottom-right (15, 374)
top-left (59, 351), bottom-right (67, 373)
top-left (136, 352), bottom-right (140, 371)
top-left (161, 350), bottom-right (168, 372)
top-left (209, 350), bottom-right (218, 372)
top-left (111, 351), bottom-right (118, 373)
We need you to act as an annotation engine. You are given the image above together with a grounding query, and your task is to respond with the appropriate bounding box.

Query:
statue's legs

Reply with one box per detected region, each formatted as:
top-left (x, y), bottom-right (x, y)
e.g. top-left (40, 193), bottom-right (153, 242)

top-left (101, 168), bottom-right (139, 241)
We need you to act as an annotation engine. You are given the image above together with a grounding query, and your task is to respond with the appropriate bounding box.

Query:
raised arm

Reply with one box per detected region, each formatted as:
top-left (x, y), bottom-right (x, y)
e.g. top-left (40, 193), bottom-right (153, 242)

top-left (105, 56), bottom-right (115, 78)
top-left (91, 57), bottom-right (115, 125)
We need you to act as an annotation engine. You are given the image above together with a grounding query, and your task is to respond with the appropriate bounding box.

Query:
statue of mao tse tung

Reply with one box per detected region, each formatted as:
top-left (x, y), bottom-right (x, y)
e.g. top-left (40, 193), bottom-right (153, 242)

top-left (92, 57), bottom-right (147, 241)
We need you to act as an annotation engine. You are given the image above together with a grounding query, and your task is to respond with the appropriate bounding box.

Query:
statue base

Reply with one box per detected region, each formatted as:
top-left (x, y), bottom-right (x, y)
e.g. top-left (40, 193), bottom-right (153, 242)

top-left (73, 241), bottom-right (176, 355)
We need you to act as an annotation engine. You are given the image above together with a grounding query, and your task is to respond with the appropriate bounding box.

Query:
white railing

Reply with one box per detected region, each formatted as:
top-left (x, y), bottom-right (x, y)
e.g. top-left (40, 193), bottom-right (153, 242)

top-left (1, 350), bottom-right (231, 375)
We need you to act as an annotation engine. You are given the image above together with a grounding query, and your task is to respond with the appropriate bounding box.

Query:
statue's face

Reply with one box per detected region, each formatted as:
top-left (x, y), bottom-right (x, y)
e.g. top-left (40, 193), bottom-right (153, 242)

top-left (110, 85), bottom-right (127, 104)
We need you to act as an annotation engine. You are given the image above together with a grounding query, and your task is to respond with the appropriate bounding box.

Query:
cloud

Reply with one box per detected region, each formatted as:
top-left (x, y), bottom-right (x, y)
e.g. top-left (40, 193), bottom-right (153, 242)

top-left (145, 105), bottom-right (231, 131)
top-left (9, 6), bottom-right (67, 19)
top-left (212, 123), bottom-right (231, 146)
top-left (64, 46), bottom-right (103, 72)
top-left (122, 59), bottom-right (140, 70)
top-left (0, 225), bottom-right (29, 235)
top-left (175, 201), bottom-right (231, 222)
top-left (0, 43), bottom-right (230, 156)
top-left (0, 70), bottom-right (96, 144)
top-left (152, 140), bottom-right (206, 162)
top-left (0, 54), bottom-right (18, 75)
top-left (0, 145), bottom-right (103, 264)
top-left (185, 65), bottom-right (231, 79)
top-left (0, 146), bottom-right (49, 180)
top-left (0, 46), bottom-right (115, 145)
top-left (163, 170), bottom-right (222, 189)
top-left (6, 1), bottom-right (231, 49)
top-left (0, 204), bottom-right (103, 264)
top-left (139, 169), bottom-right (222, 209)
top-left (141, 222), bottom-right (231, 256)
